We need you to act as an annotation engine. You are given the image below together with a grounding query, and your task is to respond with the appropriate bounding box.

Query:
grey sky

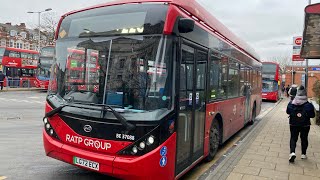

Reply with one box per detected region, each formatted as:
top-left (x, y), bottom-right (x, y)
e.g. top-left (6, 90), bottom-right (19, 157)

top-left (1, 0), bottom-right (319, 64)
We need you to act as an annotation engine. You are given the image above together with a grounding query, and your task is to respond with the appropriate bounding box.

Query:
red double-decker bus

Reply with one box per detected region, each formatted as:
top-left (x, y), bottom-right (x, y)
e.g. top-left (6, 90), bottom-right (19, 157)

top-left (262, 62), bottom-right (281, 101)
top-left (0, 47), bottom-right (39, 87)
top-left (35, 46), bottom-right (55, 89)
top-left (43, 0), bottom-right (262, 179)
top-left (66, 48), bottom-right (99, 92)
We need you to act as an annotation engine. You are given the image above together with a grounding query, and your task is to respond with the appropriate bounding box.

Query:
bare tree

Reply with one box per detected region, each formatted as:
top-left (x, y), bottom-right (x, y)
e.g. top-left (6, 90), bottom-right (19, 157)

top-left (266, 55), bottom-right (292, 73)
top-left (40, 12), bottom-right (59, 44)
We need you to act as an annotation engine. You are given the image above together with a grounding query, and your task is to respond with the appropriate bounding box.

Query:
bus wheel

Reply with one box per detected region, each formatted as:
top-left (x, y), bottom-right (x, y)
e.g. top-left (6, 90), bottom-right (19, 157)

top-left (248, 105), bottom-right (256, 125)
top-left (205, 119), bottom-right (220, 162)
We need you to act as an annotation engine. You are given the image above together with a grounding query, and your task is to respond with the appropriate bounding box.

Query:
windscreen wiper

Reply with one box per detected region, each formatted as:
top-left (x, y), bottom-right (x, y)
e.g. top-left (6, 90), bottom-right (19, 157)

top-left (102, 105), bottom-right (136, 132)
top-left (45, 104), bottom-right (68, 118)
top-left (70, 102), bottom-right (136, 132)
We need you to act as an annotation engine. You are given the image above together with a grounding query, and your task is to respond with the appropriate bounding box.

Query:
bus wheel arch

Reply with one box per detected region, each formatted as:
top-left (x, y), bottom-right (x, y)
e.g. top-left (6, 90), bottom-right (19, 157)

top-left (205, 114), bottom-right (222, 162)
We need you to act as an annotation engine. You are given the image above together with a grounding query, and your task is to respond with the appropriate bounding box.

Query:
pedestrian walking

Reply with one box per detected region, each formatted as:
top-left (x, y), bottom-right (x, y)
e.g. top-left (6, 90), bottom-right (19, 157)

top-left (0, 71), bottom-right (5, 90)
top-left (286, 85), bottom-right (315, 162)
top-left (285, 85), bottom-right (290, 97)
top-left (288, 84), bottom-right (298, 101)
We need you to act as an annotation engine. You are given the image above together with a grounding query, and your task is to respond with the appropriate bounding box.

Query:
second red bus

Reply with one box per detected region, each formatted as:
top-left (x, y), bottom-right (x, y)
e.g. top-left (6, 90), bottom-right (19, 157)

top-left (0, 47), bottom-right (39, 87)
top-left (262, 61), bottom-right (281, 101)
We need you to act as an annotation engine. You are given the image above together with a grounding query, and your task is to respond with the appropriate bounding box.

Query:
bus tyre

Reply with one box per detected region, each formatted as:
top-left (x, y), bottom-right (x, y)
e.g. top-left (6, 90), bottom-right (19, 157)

top-left (248, 105), bottom-right (256, 125)
top-left (205, 119), bottom-right (220, 162)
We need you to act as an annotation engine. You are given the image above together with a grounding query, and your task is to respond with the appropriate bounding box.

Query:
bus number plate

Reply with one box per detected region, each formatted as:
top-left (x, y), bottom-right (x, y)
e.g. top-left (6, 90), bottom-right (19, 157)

top-left (73, 157), bottom-right (99, 171)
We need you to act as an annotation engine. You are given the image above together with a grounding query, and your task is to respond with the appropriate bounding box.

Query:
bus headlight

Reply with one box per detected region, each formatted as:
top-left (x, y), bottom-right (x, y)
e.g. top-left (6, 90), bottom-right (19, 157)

top-left (118, 126), bottom-right (160, 156)
top-left (42, 117), bottom-right (60, 140)
top-left (139, 141), bottom-right (146, 150)
top-left (45, 123), bottom-right (51, 129)
top-left (132, 146), bottom-right (138, 154)
top-left (147, 136), bottom-right (155, 145)
top-left (43, 117), bottom-right (48, 124)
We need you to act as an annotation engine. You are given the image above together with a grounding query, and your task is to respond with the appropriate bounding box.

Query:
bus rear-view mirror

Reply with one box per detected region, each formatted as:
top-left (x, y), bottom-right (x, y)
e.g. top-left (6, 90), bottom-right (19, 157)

top-left (178, 18), bottom-right (195, 33)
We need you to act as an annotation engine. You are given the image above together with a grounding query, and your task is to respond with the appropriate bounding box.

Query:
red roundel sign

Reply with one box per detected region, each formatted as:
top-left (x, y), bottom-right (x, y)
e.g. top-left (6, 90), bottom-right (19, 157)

top-left (294, 37), bottom-right (302, 46)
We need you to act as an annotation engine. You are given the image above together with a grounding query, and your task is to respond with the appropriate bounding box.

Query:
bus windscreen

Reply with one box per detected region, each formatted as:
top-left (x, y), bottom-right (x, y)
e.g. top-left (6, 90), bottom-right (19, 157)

top-left (58, 4), bottom-right (168, 39)
top-left (262, 64), bottom-right (276, 74)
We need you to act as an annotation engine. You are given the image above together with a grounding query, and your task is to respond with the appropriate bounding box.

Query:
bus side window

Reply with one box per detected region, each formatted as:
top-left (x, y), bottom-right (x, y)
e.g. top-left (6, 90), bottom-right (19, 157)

top-left (209, 53), bottom-right (220, 100)
top-left (209, 52), bottom-right (227, 100)
top-left (227, 60), bottom-right (240, 98)
top-left (220, 56), bottom-right (228, 98)
top-left (240, 64), bottom-right (245, 96)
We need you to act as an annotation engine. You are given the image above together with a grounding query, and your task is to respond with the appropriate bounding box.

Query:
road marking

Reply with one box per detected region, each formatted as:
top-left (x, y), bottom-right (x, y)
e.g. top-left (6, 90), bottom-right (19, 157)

top-left (0, 97), bottom-right (43, 104)
top-left (0, 176), bottom-right (7, 180)
top-left (28, 96), bottom-right (40, 99)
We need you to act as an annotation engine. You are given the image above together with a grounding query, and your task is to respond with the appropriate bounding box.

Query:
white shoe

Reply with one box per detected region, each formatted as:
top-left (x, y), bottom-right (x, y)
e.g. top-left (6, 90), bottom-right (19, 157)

top-left (301, 154), bottom-right (307, 159)
top-left (289, 152), bottom-right (296, 162)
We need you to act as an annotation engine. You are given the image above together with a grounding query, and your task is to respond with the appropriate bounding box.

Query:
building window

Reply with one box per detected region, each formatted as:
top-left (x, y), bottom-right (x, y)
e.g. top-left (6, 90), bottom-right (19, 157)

top-left (25, 43), bottom-right (30, 50)
top-left (16, 41), bottom-right (23, 49)
top-left (1, 40), bottom-right (6, 46)
top-left (20, 32), bottom-right (27, 39)
top-left (10, 40), bottom-right (14, 47)
top-left (10, 30), bottom-right (17, 37)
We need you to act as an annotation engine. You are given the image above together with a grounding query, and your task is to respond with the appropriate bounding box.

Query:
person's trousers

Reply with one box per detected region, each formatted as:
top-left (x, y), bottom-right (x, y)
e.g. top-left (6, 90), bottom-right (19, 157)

top-left (290, 125), bottom-right (310, 154)
top-left (0, 82), bottom-right (3, 90)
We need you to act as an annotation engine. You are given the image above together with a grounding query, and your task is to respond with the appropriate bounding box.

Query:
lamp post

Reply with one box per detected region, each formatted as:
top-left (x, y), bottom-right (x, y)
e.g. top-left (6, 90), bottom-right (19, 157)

top-left (27, 8), bottom-right (52, 51)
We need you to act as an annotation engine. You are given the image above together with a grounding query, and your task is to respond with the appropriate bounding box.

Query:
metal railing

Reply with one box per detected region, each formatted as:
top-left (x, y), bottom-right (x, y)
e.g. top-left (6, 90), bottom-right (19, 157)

top-left (4, 77), bottom-right (34, 90)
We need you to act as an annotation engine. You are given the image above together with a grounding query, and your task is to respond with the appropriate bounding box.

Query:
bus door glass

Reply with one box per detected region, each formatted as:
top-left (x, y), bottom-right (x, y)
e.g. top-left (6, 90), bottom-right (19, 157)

top-left (244, 67), bottom-right (252, 123)
top-left (176, 44), bottom-right (207, 174)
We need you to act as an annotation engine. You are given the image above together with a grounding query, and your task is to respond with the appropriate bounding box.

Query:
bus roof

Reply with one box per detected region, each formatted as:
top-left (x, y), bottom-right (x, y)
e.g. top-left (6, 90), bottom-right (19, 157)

top-left (59, 0), bottom-right (260, 62)
top-left (1, 47), bottom-right (39, 54)
top-left (262, 61), bottom-right (279, 65)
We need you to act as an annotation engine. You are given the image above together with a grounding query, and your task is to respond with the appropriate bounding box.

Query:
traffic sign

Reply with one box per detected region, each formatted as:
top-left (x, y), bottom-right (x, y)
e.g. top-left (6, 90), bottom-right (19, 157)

top-left (292, 36), bottom-right (304, 61)
top-left (294, 37), bottom-right (302, 46)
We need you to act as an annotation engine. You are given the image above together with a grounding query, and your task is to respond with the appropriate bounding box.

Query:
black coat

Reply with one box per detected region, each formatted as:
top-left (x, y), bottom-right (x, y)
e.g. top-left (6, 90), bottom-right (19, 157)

top-left (286, 101), bottom-right (315, 126)
top-left (0, 73), bottom-right (5, 81)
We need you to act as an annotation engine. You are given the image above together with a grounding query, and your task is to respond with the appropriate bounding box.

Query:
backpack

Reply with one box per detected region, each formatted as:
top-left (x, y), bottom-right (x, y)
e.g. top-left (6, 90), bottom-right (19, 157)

top-left (289, 104), bottom-right (308, 126)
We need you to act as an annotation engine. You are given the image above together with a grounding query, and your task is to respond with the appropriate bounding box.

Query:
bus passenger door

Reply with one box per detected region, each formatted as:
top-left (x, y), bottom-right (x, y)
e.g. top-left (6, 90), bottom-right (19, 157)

top-left (244, 68), bottom-right (252, 124)
top-left (176, 43), bottom-right (207, 175)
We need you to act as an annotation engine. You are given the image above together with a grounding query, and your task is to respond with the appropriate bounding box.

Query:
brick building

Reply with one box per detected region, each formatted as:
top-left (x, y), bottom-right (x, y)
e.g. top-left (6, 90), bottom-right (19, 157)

top-left (284, 65), bottom-right (320, 97)
top-left (0, 22), bottom-right (52, 51)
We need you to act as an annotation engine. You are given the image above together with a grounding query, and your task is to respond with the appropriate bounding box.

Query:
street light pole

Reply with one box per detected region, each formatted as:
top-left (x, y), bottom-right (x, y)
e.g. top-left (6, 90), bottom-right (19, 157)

top-left (27, 8), bottom-right (52, 51)
top-left (38, 12), bottom-right (41, 51)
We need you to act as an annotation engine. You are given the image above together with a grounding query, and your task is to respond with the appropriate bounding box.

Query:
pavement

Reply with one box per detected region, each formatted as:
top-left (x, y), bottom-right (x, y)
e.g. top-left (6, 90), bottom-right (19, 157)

top-left (206, 97), bottom-right (320, 180)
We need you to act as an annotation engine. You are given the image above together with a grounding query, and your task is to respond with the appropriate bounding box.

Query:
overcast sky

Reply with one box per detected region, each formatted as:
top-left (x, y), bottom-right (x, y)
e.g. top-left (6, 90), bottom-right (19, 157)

top-left (0, 0), bottom-right (319, 65)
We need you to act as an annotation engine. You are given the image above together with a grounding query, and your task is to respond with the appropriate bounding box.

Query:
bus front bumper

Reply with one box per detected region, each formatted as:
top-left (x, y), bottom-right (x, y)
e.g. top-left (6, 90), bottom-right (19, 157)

top-left (43, 129), bottom-right (176, 180)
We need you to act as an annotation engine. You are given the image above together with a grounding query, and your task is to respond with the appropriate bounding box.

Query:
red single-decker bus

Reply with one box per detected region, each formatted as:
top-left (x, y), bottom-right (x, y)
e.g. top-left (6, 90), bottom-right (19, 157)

top-left (43, 0), bottom-right (262, 179)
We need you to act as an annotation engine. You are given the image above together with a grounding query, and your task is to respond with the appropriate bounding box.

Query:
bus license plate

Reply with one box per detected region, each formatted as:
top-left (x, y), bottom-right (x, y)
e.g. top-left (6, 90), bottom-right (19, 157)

top-left (73, 157), bottom-right (99, 171)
